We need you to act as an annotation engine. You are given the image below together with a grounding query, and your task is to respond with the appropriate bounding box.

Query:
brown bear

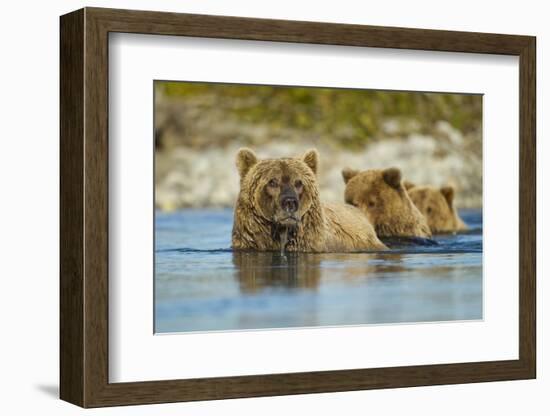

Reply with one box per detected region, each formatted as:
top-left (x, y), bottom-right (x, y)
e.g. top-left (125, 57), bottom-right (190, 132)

top-left (404, 182), bottom-right (468, 234)
top-left (341, 167), bottom-right (431, 238)
top-left (232, 148), bottom-right (387, 253)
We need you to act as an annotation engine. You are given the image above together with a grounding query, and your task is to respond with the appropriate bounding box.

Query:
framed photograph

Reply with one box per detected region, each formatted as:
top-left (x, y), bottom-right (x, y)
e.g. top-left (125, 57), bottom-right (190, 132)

top-left (60, 7), bottom-right (536, 408)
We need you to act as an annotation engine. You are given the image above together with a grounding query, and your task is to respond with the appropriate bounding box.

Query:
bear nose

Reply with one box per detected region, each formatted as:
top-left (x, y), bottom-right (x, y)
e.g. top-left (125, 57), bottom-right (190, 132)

top-left (281, 196), bottom-right (299, 213)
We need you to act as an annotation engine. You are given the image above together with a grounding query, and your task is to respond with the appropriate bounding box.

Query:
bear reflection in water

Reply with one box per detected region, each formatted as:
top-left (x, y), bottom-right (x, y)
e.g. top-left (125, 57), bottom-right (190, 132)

top-left (232, 251), bottom-right (411, 293)
top-left (232, 251), bottom-right (322, 292)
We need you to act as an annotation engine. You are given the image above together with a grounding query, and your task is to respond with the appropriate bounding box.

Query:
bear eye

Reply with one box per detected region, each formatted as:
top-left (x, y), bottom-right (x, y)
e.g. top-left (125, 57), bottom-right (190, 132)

top-left (268, 178), bottom-right (278, 188)
top-left (427, 206), bottom-right (433, 214)
top-left (294, 180), bottom-right (303, 188)
top-left (368, 200), bottom-right (376, 208)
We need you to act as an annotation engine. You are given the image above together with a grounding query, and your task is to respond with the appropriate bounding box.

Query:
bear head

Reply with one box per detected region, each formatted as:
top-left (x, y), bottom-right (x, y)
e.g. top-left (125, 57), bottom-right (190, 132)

top-left (235, 148), bottom-right (322, 233)
top-left (342, 167), bottom-right (431, 238)
top-left (406, 184), bottom-right (467, 233)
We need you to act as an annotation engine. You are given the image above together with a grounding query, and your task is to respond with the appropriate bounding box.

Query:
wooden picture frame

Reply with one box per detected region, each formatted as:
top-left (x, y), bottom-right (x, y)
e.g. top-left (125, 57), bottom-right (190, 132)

top-left (60, 7), bottom-right (536, 408)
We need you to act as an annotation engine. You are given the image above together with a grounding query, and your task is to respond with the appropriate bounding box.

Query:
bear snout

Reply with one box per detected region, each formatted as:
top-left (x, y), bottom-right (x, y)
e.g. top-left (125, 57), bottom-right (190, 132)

top-left (281, 195), bottom-right (299, 213)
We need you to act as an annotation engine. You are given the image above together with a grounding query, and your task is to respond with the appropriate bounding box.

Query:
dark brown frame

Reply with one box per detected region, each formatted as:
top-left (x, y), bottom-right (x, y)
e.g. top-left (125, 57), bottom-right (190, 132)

top-left (60, 7), bottom-right (536, 408)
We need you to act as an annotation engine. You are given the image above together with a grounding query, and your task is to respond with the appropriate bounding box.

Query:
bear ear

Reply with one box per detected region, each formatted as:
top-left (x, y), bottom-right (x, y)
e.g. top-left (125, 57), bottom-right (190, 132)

top-left (383, 167), bottom-right (402, 189)
top-left (403, 180), bottom-right (416, 191)
top-left (236, 148), bottom-right (258, 179)
top-left (302, 149), bottom-right (319, 175)
top-left (440, 186), bottom-right (455, 207)
top-left (342, 168), bottom-right (359, 184)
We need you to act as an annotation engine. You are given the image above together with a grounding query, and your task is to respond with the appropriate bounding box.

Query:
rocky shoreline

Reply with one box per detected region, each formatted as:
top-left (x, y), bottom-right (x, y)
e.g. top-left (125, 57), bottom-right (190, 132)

top-left (155, 121), bottom-right (482, 211)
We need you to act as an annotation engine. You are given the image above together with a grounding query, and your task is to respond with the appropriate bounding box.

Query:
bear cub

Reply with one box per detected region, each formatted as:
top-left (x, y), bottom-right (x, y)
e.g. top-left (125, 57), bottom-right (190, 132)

top-left (342, 167), bottom-right (431, 238)
top-left (404, 182), bottom-right (468, 234)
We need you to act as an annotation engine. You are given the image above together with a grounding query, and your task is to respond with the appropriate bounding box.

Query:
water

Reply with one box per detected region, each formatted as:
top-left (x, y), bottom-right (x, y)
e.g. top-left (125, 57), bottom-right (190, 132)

top-left (155, 209), bottom-right (482, 333)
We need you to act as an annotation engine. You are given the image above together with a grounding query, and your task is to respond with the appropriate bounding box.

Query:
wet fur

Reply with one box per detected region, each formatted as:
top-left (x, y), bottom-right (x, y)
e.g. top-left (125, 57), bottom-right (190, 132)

top-left (342, 168), bottom-right (432, 238)
top-left (232, 149), bottom-right (386, 253)
top-left (406, 184), bottom-right (468, 234)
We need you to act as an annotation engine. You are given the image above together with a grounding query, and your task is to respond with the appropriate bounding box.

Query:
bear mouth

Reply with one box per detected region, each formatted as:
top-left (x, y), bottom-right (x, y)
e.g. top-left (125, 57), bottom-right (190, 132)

top-left (277, 215), bottom-right (300, 226)
top-left (273, 209), bottom-right (301, 226)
